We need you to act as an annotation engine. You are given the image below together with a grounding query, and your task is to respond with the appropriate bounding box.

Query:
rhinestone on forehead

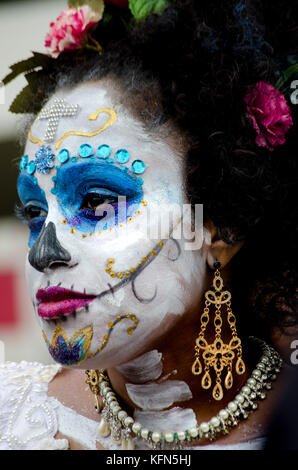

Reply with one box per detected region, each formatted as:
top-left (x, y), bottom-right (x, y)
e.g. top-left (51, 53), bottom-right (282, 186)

top-left (39, 98), bottom-right (79, 143)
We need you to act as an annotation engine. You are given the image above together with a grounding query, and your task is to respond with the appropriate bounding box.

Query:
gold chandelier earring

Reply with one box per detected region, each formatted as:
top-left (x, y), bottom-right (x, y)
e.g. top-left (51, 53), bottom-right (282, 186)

top-left (192, 261), bottom-right (245, 400)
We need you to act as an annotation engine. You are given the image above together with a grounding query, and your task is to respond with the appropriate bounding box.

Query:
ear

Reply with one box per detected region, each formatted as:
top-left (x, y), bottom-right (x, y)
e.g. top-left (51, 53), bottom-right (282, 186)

top-left (204, 220), bottom-right (244, 269)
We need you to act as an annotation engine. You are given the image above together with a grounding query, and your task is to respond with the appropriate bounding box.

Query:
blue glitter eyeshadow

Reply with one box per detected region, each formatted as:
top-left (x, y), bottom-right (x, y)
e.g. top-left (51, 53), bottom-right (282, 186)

top-left (115, 149), bottom-right (130, 164)
top-left (55, 159), bottom-right (143, 234)
top-left (131, 160), bottom-right (146, 174)
top-left (19, 155), bottom-right (28, 170)
top-left (58, 148), bottom-right (69, 163)
top-left (79, 144), bottom-right (93, 158)
top-left (17, 173), bottom-right (48, 248)
top-left (97, 144), bottom-right (111, 158)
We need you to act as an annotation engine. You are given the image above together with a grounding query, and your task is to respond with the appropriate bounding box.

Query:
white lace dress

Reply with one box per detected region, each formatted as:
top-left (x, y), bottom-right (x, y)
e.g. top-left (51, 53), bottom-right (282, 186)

top-left (0, 361), bottom-right (266, 450)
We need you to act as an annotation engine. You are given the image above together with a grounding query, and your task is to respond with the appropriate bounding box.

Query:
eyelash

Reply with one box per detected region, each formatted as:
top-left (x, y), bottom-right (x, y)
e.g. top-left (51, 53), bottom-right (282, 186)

top-left (14, 203), bottom-right (47, 223)
top-left (15, 203), bottom-right (27, 221)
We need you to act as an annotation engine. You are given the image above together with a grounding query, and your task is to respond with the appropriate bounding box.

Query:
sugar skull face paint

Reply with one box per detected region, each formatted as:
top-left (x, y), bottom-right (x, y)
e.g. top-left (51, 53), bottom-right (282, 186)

top-left (18, 80), bottom-right (210, 368)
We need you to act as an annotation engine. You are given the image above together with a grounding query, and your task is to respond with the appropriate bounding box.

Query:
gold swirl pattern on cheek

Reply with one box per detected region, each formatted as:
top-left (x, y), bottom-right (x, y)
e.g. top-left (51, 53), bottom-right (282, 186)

top-left (105, 240), bottom-right (164, 280)
top-left (55, 107), bottom-right (118, 150)
top-left (87, 313), bottom-right (139, 358)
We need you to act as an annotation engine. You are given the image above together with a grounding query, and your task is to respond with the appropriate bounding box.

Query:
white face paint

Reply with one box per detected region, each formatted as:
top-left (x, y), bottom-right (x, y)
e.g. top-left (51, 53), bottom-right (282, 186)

top-left (126, 380), bottom-right (193, 410)
top-left (18, 80), bottom-right (209, 369)
top-left (116, 349), bottom-right (163, 383)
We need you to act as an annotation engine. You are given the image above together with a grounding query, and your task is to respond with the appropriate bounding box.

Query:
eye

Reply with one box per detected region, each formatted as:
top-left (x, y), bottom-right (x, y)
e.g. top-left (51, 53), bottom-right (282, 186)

top-left (80, 190), bottom-right (119, 212)
top-left (25, 205), bottom-right (47, 221)
top-left (15, 203), bottom-right (47, 222)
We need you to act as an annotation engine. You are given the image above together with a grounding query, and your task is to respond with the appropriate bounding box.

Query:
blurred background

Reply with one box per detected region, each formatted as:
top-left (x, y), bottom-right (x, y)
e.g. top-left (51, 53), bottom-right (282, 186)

top-left (0, 0), bottom-right (65, 364)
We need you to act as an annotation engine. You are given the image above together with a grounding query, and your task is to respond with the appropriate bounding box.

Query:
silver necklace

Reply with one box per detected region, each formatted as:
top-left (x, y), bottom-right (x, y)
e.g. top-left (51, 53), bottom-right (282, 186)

top-left (86, 336), bottom-right (282, 450)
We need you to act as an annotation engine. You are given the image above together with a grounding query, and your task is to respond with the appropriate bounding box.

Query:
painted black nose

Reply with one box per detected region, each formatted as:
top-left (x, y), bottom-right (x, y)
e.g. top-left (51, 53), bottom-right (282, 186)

top-left (28, 221), bottom-right (71, 273)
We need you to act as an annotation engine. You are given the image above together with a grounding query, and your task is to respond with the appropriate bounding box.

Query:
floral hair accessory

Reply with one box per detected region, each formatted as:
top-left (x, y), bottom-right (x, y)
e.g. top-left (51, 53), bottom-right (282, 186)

top-left (244, 81), bottom-right (293, 151)
top-left (2, 0), bottom-right (171, 114)
top-left (45, 5), bottom-right (103, 58)
top-left (44, 0), bottom-right (170, 58)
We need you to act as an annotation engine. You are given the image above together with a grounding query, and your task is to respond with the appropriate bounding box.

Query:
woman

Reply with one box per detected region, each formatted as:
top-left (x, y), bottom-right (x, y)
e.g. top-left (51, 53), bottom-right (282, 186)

top-left (1, 0), bottom-right (297, 450)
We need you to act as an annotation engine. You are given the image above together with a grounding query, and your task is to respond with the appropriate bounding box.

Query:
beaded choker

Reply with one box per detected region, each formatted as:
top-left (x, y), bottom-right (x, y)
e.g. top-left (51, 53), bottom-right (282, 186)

top-left (85, 337), bottom-right (282, 450)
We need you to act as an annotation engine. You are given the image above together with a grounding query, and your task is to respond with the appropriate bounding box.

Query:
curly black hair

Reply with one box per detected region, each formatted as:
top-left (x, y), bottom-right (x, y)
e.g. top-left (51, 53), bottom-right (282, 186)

top-left (19, 0), bottom-right (298, 337)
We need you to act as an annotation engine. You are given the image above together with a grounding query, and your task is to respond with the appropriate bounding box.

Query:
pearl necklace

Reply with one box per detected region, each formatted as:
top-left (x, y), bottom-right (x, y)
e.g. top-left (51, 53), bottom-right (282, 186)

top-left (85, 337), bottom-right (282, 450)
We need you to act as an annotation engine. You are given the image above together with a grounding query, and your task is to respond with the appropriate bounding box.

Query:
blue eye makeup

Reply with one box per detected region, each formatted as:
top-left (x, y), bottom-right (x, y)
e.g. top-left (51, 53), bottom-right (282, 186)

top-left (16, 173), bottom-right (48, 247)
top-left (54, 159), bottom-right (143, 233)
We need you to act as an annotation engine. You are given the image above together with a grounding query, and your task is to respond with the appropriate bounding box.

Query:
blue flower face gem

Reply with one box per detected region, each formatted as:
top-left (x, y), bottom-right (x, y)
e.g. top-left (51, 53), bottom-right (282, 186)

top-left (115, 149), bottom-right (130, 164)
top-left (58, 148), bottom-right (69, 164)
top-left (79, 143), bottom-right (93, 158)
top-left (97, 144), bottom-right (111, 158)
top-left (26, 161), bottom-right (36, 175)
top-left (19, 155), bottom-right (28, 170)
top-left (34, 146), bottom-right (55, 174)
top-left (132, 159), bottom-right (146, 174)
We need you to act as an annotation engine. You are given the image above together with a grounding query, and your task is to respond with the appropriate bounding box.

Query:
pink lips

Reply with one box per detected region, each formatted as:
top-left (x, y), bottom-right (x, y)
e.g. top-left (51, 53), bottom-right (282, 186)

top-left (36, 286), bottom-right (96, 319)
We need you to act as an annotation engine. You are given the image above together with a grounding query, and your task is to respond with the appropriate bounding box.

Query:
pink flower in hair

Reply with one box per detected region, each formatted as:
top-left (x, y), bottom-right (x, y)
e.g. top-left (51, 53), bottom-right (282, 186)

top-left (45, 5), bottom-right (102, 58)
top-left (244, 81), bottom-right (293, 151)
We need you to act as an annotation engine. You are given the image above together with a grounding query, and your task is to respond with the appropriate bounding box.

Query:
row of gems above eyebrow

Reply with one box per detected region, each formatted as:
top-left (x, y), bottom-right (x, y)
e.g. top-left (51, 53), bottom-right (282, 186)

top-left (57, 143), bottom-right (146, 176)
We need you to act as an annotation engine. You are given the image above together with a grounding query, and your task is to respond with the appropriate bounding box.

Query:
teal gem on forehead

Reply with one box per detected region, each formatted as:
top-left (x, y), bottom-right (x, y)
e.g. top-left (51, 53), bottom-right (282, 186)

top-left (26, 161), bottom-right (36, 175)
top-left (58, 148), bottom-right (69, 164)
top-left (115, 149), bottom-right (130, 164)
top-left (97, 144), bottom-right (111, 158)
top-left (19, 155), bottom-right (28, 170)
top-left (78, 144), bottom-right (93, 158)
top-left (131, 159), bottom-right (146, 174)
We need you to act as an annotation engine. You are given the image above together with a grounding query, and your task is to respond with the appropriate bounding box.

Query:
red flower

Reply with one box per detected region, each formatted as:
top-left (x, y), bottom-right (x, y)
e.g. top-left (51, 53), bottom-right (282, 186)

top-left (244, 81), bottom-right (293, 151)
top-left (105, 0), bottom-right (129, 7)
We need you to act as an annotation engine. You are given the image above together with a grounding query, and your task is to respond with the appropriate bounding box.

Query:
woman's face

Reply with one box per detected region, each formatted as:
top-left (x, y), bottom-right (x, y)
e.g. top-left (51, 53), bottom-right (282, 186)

top-left (17, 80), bottom-right (209, 368)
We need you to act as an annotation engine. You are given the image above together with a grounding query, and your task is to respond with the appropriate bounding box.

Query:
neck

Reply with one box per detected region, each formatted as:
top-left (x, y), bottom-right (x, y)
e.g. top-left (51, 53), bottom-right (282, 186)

top-left (106, 277), bottom-right (256, 433)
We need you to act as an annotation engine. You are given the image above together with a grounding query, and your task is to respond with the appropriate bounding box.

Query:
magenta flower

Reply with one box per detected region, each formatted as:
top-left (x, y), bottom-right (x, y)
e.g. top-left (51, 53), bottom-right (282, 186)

top-left (45, 5), bottom-right (102, 58)
top-left (244, 81), bottom-right (293, 151)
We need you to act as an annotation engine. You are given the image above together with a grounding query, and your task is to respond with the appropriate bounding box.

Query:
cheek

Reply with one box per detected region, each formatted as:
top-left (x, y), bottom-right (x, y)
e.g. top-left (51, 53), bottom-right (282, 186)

top-left (91, 247), bottom-right (204, 367)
